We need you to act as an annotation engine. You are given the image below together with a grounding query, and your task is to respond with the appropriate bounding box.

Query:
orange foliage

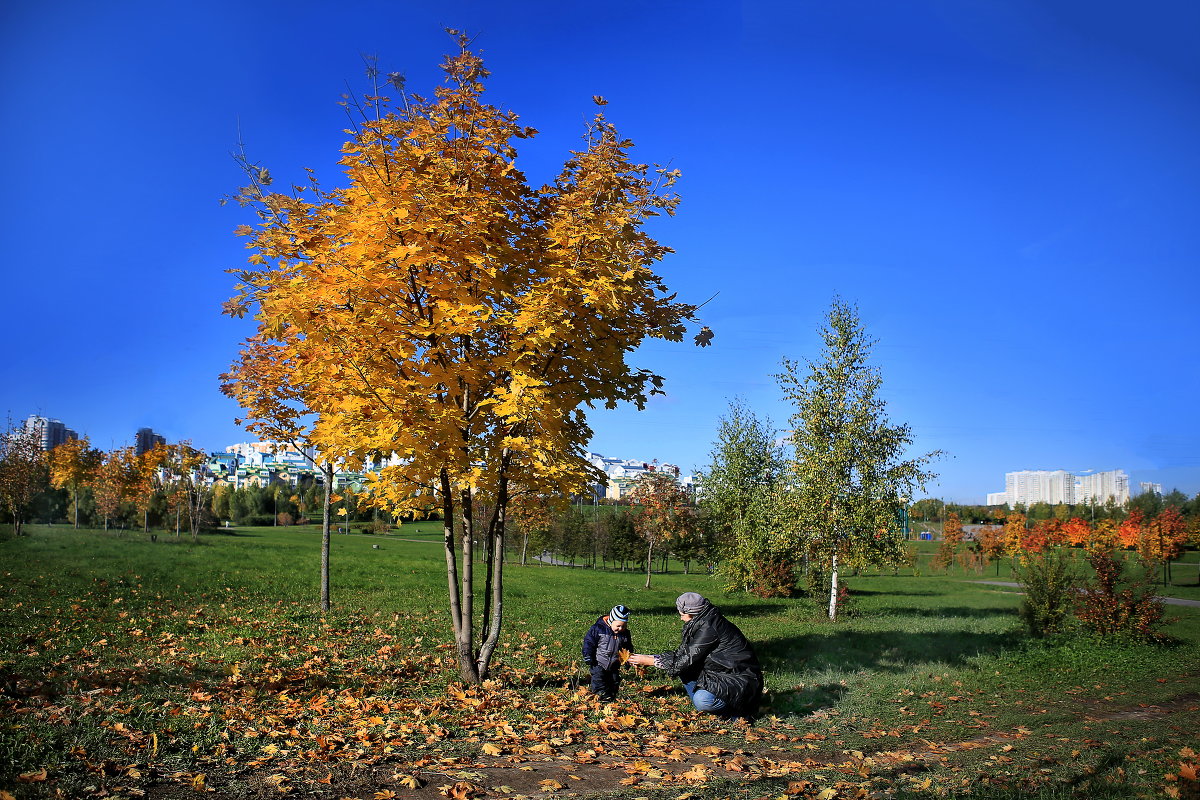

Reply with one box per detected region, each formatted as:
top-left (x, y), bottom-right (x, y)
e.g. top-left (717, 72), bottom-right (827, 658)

top-left (1062, 517), bottom-right (1091, 547)
top-left (1116, 510), bottom-right (1144, 550)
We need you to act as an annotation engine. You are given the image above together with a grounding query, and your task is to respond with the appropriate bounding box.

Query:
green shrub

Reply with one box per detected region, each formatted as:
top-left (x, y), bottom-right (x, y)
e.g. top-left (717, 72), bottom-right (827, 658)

top-left (1014, 548), bottom-right (1080, 638)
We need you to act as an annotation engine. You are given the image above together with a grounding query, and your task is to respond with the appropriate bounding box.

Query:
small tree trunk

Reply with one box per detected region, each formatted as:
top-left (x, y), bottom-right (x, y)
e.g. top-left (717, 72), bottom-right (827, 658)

top-left (645, 540), bottom-right (655, 589)
top-left (828, 548), bottom-right (840, 621)
top-left (439, 471), bottom-right (475, 683)
top-left (320, 465), bottom-right (332, 613)
top-left (520, 531), bottom-right (529, 566)
top-left (477, 472), bottom-right (508, 678)
top-left (73, 489), bottom-right (80, 529)
top-left (457, 488), bottom-right (481, 684)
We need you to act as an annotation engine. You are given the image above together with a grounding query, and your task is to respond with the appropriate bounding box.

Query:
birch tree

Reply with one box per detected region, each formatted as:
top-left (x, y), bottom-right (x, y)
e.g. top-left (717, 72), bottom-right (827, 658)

top-left (778, 299), bottom-right (939, 620)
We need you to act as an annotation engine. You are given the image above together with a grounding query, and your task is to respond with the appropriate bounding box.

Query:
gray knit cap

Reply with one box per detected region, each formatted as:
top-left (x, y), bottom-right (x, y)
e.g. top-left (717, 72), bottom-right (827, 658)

top-left (675, 592), bottom-right (710, 615)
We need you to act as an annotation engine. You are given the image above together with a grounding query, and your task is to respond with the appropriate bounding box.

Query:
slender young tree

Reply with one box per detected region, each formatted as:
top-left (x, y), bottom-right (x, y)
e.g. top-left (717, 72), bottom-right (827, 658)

top-left (48, 436), bottom-right (101, 529)
top-left (223, 336), bottom-right (340, 611)
top-left (630, 470), bottom-right (693, 589)
top-left (699, 399), bottom-right (788, 593)
top-left (92, 447), bottom-right (135, 532)
top-left (161, 442), bottom-right (211, 542)
top-left (0, 423), bottom-right (47, 537)
top-left (778, 299), bottom-right (940, 620)
top-left (131, 443), bottom-right (169, 533)
top-left (223, 37), bottom-right (706, 683)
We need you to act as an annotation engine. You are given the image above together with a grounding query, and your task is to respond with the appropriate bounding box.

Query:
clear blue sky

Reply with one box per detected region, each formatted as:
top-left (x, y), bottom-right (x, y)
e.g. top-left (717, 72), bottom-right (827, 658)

top-left (3, 1), bottom-right (1197, 503)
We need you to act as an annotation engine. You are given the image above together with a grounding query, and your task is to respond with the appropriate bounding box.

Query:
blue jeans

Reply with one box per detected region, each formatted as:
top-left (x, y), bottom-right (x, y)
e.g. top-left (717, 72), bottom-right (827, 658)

top-left (682, 680), bottom-right (727, 714)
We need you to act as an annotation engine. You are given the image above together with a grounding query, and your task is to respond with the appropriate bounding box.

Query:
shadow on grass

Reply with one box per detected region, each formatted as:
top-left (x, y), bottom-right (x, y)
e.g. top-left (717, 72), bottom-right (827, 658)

top-left (849, 588), bottom-right (941, 597)
top-left (711, 603), bottom-right (795, 619)
top-left (757, 627), bottom-right (1022, 675)
top-left (878, 606), bottom-right (1019, 619)
top-left (766, 682), bottom-right (849, 716)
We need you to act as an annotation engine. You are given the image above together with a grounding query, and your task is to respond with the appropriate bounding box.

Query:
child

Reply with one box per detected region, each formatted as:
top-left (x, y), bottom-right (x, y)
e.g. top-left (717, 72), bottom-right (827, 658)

top-left (582, 604), bottom-right (632, 701)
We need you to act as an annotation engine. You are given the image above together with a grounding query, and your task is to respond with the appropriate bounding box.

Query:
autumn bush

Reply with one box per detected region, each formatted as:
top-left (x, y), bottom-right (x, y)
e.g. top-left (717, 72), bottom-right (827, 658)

top-left (1076, 550), bottom-right (1172, 642)
top-left (1013, 548), bottom-right (1081, 638)
top-left (750, 554), bottom-right (799, 598)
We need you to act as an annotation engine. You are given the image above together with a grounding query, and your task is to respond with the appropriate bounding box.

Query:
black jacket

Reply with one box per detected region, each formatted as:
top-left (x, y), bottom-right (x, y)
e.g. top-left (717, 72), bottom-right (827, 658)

top-left (582, 616), bottom-right (633, 670)
top-left (655, 604), bottom-right (762, 711)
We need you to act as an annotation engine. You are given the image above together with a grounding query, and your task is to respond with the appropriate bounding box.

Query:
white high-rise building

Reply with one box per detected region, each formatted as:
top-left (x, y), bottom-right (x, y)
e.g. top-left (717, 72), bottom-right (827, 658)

top-left (1003, 469), bottom-right (1075, 506)
top-left (988, 468), bottom-right (1130, 506)
top-left (1075, 470), bottom-right (1130, 506)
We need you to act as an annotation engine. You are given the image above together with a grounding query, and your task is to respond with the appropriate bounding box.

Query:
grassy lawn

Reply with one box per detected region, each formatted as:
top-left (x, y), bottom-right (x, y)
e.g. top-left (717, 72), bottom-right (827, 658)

top-left (1, 524), bottom-right (1197, 799)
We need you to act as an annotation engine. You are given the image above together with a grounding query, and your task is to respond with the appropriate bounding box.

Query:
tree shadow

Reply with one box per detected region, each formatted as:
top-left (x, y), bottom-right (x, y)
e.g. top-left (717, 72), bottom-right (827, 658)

top-left (848, 588), bottom-right (941, 597)
top-left (766, 682), bottom-right (849, 716)
top-left (711, 603), bottom-right (796, 618)
top-left (875, 605), bottom-right (1018, 619)
top-left (756, 627), bottom-right (1022, 676)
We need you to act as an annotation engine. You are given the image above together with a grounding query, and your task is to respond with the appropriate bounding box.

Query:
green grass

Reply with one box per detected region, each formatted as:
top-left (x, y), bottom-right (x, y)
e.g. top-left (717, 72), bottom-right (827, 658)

top-left (2, 524), bottom-right (1197, 799)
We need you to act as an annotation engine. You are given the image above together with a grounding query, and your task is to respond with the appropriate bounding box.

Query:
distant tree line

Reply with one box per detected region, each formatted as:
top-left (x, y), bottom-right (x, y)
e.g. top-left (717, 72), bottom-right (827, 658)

top-left (908, 491), bottom-right (1200, 528)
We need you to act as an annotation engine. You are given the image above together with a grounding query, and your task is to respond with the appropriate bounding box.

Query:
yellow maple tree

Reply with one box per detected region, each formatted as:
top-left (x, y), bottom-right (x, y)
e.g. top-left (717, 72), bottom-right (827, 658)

top-left (48, 436), bottom-right (101, 529)
top-left (224, 37), bottom-right (705, 683)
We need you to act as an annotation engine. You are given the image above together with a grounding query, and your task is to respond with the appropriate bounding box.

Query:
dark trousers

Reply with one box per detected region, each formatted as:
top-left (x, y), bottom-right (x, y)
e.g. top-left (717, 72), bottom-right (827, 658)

top-left (589, 664), bottom-right (621, 700)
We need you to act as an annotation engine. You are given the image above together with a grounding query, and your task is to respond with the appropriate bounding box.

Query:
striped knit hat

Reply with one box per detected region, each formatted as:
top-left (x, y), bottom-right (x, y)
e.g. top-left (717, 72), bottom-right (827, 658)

top-left (609, 604), bottom-right (629, 623)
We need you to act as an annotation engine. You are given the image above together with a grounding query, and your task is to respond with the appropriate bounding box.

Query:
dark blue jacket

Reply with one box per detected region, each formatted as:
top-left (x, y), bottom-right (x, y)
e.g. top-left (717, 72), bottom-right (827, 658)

top-left (582, 616), bottom-right (632, 670)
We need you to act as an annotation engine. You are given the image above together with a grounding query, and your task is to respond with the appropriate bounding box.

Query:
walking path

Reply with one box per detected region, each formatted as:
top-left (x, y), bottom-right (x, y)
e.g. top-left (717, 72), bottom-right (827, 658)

top-left (970, 580), bottom-right (1200, 608)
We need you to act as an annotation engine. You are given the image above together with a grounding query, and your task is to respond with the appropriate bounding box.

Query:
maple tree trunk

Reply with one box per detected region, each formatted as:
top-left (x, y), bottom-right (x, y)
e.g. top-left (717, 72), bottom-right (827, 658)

top-left (459, 488), bottom-right (478, 682)
top-left (73, 488), bottom-right (79, 530)
top-left (320, 465), bottom-right (332, 613)
top-left (477, 472), bottom-right (508, 678)
top-left (440, 470), bottom-right (465, 655)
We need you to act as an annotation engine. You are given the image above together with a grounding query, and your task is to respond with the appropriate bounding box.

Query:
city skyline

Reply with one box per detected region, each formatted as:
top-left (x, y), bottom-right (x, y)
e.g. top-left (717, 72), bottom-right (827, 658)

top-left (3, 2), bottom-right (1198, 503)
top-left (11, 408), bottom-right (1178, 507)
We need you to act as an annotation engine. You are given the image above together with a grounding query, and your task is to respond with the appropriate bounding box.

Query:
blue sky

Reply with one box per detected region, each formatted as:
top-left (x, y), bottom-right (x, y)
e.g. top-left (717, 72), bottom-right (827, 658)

top-left (2, 1), bottom-right (1197, 503)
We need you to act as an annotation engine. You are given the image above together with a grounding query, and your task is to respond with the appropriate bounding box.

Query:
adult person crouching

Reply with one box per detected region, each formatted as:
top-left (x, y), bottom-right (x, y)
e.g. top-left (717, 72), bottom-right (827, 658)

top-left (628, 592), bottom-right (763, 720)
